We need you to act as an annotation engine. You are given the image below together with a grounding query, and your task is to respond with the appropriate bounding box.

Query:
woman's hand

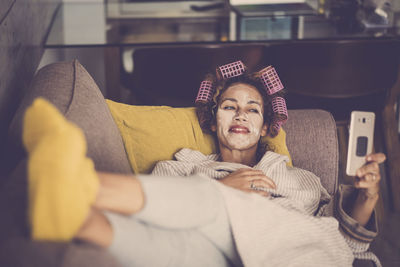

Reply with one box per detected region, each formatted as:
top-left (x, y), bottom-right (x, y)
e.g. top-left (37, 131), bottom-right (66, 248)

top-left (219, 168), bottom-right (276, 197)
top-left (350, 153), bottom-right (386, 226)
top-left (354, 153), bottom-right (386, 197)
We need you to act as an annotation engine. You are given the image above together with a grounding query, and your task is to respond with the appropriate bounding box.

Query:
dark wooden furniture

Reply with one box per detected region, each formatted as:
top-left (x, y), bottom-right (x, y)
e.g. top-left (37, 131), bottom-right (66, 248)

top-left (121, 45), bottom-right (265, 106)
top-left (382, 67), bottom-right (400, 211)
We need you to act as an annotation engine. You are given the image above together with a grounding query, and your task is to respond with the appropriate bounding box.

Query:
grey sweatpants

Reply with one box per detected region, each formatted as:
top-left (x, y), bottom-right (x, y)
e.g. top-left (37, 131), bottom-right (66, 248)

top-left (104, 175), bottom-right (242, 267)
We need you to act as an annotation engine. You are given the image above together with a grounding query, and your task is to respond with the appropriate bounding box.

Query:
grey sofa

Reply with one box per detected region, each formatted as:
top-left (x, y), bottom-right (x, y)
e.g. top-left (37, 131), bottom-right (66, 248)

top-left (0, 60), bottom-right (357, 266)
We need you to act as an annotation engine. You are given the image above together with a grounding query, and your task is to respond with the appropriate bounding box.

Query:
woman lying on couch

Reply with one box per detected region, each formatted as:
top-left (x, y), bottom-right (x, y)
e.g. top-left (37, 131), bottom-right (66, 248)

top-left (24, 61), bottom-right (385, 267)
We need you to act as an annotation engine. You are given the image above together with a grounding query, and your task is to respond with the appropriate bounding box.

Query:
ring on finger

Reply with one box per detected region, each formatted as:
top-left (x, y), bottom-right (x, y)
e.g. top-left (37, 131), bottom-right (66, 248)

top-left (366, 173), bottom-right (377, 181)
top-left (250, 181), bottom-right (255, 189)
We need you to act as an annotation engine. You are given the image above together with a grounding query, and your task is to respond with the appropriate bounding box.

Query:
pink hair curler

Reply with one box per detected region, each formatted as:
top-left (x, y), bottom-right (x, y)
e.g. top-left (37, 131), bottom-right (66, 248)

top-left (271, 96), bottom-right (288, 119)
top-left (271, 121), bottom-right (284, 133)
top-left (260, 66), bottom-right (284, 95)
top-left (218, 61), bottom-right (245, 79)
top-left (195, 80), bottom-right (214, 103)
top-left (271, 96), bottom-right (288, 132)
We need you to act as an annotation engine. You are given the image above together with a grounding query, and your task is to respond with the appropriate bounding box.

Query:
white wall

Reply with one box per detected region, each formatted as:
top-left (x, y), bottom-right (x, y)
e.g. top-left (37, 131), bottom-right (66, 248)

top-left (62, 0), bottom-right (102, 2)
top-left (39, 0), bottom-right (106, 93)
top-left (40, 48), bottom-right (107, 93)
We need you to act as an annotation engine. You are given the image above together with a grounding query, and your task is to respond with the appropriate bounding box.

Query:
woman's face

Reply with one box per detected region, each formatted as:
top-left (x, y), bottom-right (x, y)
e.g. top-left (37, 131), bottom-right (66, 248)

top-left (212, 83), bottom-right (268, 151)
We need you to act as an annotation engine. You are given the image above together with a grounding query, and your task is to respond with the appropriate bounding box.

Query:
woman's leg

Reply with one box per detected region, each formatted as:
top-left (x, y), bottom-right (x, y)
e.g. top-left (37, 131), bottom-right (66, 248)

top-left (76, 209), bottom-right (231, 267)
top-left (101, 211), bottom-right (232, 267)
top-left (75, 177), bottom-right (236, 267)
top-left (86, 172), bottom-right (226, 229)
top-left (23, 99), bottom-right (238, 266)
top-left (93, 172), bottom-right (145, 216)
top-left (78, 173), bottom-right (240, 266)
top-left (76, 208), bottom-right (114, 247)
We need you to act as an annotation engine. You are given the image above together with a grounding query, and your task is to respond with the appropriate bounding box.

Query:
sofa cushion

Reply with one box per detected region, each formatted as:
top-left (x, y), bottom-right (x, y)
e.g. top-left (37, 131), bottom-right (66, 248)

top-left (106, 100), bottom-right (292, 174)
top-left (5, 60), bottom-right (132, 175)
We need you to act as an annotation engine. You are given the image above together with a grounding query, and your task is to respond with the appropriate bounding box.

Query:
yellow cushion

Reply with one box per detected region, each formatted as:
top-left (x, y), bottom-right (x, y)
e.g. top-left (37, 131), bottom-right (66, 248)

top-left (106, 100), bottom-right (292, 174)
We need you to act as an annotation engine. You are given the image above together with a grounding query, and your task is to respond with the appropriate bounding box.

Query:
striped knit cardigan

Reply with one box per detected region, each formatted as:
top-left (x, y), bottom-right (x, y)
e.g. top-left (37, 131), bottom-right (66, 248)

top-left (152, 148), bottom-right (381, 267)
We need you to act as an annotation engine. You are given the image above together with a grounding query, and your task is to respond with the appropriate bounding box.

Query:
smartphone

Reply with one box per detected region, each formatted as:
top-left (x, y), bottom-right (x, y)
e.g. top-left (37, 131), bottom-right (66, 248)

top-left (346, 111), bottom-right (375, 176)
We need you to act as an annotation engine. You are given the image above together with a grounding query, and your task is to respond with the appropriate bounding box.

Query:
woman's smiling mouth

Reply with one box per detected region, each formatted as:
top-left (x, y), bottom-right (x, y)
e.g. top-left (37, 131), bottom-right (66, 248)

top-left (229, 125), bottom-right (250, 134)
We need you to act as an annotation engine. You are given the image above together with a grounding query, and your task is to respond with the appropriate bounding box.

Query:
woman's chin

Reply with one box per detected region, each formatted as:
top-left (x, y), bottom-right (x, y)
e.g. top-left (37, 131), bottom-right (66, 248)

top-left (226, 139), bottom-right (257, 151)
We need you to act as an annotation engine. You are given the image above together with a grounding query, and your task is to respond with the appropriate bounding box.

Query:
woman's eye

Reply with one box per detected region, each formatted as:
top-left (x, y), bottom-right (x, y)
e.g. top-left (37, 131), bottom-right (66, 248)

top-left (249, 109), bottom-right (259, 113)
top-left (223, 106), bottom-right (235, 110)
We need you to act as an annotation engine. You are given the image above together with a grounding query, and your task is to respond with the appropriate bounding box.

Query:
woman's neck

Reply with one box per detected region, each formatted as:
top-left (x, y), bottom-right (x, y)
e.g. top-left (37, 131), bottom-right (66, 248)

top-left (219, 145), bottom-right (258, 167)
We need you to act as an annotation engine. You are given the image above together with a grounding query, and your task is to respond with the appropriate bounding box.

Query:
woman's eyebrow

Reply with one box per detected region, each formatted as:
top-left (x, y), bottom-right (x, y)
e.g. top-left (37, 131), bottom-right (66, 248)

top-left (220, 98), bottom-right (237, 104)
top-left (220, 98), bottom-right (261, 106)
top-left (248, 100), bottom-right (261, 106)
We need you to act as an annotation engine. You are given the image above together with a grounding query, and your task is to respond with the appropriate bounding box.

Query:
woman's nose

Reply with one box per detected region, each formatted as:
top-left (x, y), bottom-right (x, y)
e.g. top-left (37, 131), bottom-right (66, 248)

top-left (234, 110), bottom-right (248, 121)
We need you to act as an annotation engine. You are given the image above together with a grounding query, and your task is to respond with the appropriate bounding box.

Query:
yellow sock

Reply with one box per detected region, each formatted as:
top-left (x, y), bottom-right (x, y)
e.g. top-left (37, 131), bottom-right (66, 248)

top-left (23, 98), bottom-right (99, 241)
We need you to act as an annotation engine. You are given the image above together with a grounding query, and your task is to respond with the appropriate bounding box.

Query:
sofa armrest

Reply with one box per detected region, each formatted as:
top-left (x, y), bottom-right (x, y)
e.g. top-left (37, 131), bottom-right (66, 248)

top-left (285, 109), bottom-right (339, 196)
top-left (0, 238), bottom-right (120, 267)
top-left (0, 157), bottom-right (121, 267)
top-left (3, 60), bottom-right (132, 176)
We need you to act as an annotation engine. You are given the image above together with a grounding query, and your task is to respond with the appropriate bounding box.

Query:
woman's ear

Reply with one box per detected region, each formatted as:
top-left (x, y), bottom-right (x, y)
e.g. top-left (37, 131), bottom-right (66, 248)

top-left (260, 123), bottom-right (268, 137)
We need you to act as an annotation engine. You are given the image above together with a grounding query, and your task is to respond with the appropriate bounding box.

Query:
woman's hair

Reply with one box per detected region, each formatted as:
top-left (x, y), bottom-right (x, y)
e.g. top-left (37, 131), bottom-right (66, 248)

top-left (196, 67), bottom-right (286, 138)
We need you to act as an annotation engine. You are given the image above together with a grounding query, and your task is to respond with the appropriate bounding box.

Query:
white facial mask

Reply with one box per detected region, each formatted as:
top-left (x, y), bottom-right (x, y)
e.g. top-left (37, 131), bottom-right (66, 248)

top-left (214, 83), bottom-right (266, 151)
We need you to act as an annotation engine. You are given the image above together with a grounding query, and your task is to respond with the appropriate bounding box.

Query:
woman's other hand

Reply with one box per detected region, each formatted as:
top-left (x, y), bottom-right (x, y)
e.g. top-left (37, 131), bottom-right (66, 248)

top-left (350, 153), bottom-right (386, 226)
top-left (354, 153), bottom-right (386, 197)
top-left (219, 168), bottom-right (276, 197)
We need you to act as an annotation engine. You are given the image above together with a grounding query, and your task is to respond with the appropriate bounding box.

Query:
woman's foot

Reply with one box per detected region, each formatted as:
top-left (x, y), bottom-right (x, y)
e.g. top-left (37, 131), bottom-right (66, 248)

top-left (23, 98), bottom-right (99, 241)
